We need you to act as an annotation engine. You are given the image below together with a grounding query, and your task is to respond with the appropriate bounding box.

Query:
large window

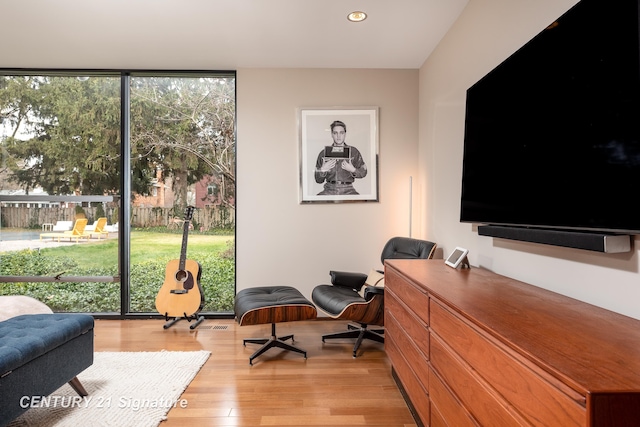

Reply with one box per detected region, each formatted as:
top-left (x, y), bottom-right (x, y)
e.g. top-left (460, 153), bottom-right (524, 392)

top-left (0, 71), bottom-right (236, 316)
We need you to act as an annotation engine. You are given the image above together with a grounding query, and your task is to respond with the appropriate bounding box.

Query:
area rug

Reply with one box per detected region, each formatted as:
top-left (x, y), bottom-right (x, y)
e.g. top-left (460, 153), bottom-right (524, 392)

top-left (8, 350), bottom-right (210, 427)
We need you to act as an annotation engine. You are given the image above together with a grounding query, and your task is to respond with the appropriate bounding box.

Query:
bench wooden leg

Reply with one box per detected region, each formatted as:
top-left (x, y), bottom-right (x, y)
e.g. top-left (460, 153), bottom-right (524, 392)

top-left (68, 376), bottom-right (88, 396)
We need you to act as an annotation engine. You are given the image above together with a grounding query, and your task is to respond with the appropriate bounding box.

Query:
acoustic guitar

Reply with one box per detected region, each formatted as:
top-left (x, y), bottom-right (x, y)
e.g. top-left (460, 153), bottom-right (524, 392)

top-left (155, 206), bottom-right (204, 318)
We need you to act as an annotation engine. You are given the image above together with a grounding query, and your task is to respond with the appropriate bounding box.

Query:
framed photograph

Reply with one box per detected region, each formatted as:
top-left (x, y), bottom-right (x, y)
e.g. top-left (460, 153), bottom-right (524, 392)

top-left (299, 107), bottom-right (379, 203)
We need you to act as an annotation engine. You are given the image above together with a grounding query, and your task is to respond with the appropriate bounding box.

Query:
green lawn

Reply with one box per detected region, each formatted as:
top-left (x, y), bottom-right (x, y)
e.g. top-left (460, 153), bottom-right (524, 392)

top-left (132, 231), bottom-right (233, 260)
top-left (38, 231), bottom-right (233, 269)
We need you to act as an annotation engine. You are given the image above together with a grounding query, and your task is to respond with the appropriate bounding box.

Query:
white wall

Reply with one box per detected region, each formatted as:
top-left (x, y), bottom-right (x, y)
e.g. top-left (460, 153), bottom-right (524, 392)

top-left (236, 68), bottom-right (420, 301)
top-left (419, 0), bottom-right (640, 320)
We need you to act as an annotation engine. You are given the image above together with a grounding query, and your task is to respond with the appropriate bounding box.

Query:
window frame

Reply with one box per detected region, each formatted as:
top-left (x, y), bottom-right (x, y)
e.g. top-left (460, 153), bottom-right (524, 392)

top-left (0, 69), bottom-right (237, 319)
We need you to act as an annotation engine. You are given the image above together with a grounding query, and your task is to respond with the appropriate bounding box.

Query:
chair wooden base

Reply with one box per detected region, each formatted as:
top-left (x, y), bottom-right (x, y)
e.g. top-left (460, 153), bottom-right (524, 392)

top-left (322, 323), bottom-right (384, 358)
top-left (243, 323), bottom-right (307, 365)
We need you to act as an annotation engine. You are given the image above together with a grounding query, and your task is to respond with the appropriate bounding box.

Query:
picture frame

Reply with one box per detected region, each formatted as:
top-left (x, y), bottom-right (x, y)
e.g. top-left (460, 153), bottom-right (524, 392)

top-left (299, 107), bottom-right (379, 203)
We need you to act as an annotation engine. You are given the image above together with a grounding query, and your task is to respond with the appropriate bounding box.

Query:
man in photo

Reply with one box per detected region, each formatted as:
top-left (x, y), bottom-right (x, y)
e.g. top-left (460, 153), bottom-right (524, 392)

top-left (314, 120), bottom-right (367, 195)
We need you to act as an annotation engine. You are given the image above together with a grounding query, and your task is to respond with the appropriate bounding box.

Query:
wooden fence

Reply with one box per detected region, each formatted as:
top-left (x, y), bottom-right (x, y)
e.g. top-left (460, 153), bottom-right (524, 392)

top-left (0, 206), bottom-right (235, 230)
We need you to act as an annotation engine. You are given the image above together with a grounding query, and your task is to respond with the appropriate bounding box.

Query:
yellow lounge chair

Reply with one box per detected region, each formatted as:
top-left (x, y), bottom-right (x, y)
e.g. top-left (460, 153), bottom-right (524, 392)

top-left (40, 218), bottom-right (90, 242)
top-left (87, 217), bottom-right (109, 239)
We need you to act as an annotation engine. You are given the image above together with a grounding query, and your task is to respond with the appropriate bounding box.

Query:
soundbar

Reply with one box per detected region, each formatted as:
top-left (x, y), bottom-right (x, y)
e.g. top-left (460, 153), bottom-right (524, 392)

top-left (478, 225), bottom-right (631, 253)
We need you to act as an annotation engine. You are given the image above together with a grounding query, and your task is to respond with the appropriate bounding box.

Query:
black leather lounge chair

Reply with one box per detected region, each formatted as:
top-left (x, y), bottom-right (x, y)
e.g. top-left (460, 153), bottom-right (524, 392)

top-left (311, 236), bottom-right (436, 357)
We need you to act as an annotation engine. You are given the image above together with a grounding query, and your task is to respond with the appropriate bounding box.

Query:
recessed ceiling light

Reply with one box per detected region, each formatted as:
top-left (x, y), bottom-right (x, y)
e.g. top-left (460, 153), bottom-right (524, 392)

top-left (347, 11), bottom-right (367, 22)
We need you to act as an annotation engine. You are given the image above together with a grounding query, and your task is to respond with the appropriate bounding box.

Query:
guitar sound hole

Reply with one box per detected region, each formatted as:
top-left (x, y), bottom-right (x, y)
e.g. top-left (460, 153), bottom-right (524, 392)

top-left (174, 270), bottom-right (195, 291)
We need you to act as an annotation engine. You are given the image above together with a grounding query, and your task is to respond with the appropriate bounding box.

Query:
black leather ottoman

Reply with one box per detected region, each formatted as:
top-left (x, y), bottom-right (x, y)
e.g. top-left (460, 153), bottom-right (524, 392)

top-left (234, 286), bottom-right (317, 365)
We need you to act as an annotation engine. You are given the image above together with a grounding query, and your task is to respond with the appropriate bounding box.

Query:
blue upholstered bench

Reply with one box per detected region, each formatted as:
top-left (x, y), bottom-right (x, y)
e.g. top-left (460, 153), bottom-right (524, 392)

top-left (0, 313), bottom-right (94, 426)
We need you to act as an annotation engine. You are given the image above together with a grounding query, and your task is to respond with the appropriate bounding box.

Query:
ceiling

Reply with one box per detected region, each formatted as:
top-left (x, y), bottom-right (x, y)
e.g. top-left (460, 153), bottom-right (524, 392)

top-left (2, 0), bottom-right (469, 70)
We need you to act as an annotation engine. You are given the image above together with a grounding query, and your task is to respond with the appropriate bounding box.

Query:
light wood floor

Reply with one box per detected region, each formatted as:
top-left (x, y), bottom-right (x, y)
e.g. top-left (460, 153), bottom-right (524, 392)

top-left (93, 318), bottom-right (418, 427)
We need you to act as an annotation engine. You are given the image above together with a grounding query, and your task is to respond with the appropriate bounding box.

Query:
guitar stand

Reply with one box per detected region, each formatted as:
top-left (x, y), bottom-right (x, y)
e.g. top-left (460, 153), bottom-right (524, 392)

top-left (162, 312), bottom-right (205, 330)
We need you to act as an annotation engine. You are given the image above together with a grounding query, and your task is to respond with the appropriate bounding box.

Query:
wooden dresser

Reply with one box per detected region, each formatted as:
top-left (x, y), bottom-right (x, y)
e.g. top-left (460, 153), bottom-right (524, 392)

top-left (384, 259), bottom-right (640, 427)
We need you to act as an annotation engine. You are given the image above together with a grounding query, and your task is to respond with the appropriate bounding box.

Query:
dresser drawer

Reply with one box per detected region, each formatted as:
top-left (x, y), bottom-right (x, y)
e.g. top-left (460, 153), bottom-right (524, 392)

top-left (385, 307), bottom-right (430, 390)
top-left (430, 406), bottom-right (447, 427)
top-left (430, 300), bottom-right (586, 427)
top-left (386, 334), bottom-right (430, 424)
top-left (385, 268), bottom-right (429, 325)
top-left (385, 290), bottom-right (430, 357)
top-left (429, 364), bottom-right (479, 427)
top-left (430, 334), bottom-right (530, 426)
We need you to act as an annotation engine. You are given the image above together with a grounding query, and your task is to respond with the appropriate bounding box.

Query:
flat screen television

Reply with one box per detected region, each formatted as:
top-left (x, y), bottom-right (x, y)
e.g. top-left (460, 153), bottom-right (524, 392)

top-left (460, 0), bottom-right (640, 234)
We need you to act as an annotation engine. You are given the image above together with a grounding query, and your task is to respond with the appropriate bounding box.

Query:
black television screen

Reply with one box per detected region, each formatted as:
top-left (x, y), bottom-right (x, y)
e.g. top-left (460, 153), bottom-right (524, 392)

top-left (460, 0), bottom-right (640, 234)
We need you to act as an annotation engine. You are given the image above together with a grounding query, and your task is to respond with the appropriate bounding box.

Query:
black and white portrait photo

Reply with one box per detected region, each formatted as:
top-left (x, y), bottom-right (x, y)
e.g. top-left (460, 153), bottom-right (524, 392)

top-left (299, 107), bottom-right (378, 203)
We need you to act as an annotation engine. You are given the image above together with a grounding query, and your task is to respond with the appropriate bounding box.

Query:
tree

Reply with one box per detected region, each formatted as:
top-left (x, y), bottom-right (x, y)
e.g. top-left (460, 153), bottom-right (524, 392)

top-left (1, 76), bottom-right (125, 195)
top-left (0, 74), bottom-right (236, 212)
top-left (1, 76), bottom-right (49, 192)
top-left (130, 76), bottom-right (236, 212)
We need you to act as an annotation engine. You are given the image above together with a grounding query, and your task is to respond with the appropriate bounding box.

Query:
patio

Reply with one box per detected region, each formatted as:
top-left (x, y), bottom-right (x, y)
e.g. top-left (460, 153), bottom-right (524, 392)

top-left (0, 230), bottom-right (117, 253)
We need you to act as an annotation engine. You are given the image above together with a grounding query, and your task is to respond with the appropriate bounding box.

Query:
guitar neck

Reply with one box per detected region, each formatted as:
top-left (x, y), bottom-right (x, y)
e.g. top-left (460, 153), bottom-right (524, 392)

top-left (178, 220), bottom-right (190, 270)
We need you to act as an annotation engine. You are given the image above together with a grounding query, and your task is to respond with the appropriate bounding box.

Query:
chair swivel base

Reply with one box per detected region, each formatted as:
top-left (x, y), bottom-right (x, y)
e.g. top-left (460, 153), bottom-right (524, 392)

top-left (243, 323), bottom-right (307, 365)
top-left (322, 324), bottom-right (384, 358)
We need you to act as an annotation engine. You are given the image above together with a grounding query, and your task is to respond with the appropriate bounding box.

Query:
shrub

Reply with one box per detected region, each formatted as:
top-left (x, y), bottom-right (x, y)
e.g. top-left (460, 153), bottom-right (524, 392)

top-left (0, 249), bottom-right (234, 313)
